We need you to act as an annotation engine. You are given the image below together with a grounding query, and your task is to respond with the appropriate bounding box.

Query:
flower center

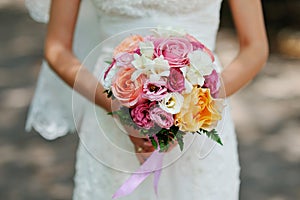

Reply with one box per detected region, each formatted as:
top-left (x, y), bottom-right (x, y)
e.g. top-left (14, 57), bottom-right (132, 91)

top-left (166, 97), bottom-right (176, 108)
top-left (149, 85), bottom-right (159, 92)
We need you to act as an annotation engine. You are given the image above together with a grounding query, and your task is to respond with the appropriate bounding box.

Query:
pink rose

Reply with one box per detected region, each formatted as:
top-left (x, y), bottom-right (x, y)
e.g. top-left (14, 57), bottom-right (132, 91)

top-left (186, 34), bottom-right (215, 62)
top-left (112, 67), bottom-right (145, 107)
top-left (131, 102), bottom-right (156, 129)
top-left (150, 106), bottom-right (174, 129)
top-left (153, 37), bottom-right (193, 67)
top-left (167, 68), bottom-right (185, 93)
top-left (115, 52), bottom-right (134, 67)
top-left (203, 70), bottom-right (220, 98)
top-left (142, 80), bottom-right (168, 101)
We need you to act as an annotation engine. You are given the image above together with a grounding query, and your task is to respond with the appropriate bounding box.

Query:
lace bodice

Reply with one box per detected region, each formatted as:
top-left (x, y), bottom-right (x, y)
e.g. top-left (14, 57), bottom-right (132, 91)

top-left (91, 0), bottom-right (222, 18)
top-left (26, 0), bottom-right (222, 22)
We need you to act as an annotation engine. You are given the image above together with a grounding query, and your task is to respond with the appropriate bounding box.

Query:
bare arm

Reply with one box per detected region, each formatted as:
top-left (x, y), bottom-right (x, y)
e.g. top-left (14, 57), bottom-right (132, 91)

top-left (45, 1), bottom-right (153, 162)
top-left (221, 0), bottom-right (269, 96)
top-left (44, 0), bottom-right (111, 112)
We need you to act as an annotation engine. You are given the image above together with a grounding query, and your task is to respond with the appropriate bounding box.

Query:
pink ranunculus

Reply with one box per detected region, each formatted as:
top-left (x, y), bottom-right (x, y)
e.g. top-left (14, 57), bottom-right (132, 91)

top-left (186, 34), bottom-right (215, 62)
top-left (150, 106), bottom-right (174, 129)
top-left (130, 102), bottom-right (156, 129)
top-left (115, 52), bottom-right (134, 67)
top-left (111, 67), bottom-right (145, 107)
top-left (142, 80), bottom-right (168, 101)
top-left (153, 37), bottom-right (193, 67)
top-left (203, 69), bottom-right (220, 98)
top-left (167, 68), bottom-right (185, 93)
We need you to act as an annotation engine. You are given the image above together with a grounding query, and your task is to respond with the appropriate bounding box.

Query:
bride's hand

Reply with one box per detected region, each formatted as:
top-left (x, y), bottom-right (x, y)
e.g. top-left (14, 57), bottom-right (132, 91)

top-left (129, 135), bottom-right (155, 165)
top-left (124, 125), bottom-right (179, 164)
top-left (124, 125), bottom-right (155, 164)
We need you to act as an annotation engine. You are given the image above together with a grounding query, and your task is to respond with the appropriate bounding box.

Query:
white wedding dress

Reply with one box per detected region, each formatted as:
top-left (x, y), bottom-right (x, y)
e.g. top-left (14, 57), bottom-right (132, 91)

top-left (25, 0), bottom-right (240, 199)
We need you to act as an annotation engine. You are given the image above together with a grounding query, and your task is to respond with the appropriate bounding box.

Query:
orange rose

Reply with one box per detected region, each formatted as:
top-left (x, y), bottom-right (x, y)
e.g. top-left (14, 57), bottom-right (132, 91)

top-left (111, 67), bottom-right (145, 107)
top-left (113, 35), bottom-right (144, 56)
top-left (174, 87), bottom-right (222, 132)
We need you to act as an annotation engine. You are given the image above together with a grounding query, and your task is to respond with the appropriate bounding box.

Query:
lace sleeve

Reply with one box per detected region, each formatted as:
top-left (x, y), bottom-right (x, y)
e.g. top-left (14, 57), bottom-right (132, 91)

top-left (25, 0), bottom-right (51, 23)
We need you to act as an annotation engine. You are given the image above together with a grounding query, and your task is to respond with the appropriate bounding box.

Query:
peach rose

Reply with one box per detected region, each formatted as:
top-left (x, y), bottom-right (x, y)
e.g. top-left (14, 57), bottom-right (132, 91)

top-left (174, 86), bottom-right (222, 132)
top-left (113, 35), bottom-right (144, 56)
top-left (111, 67), bottom-right (145, 107)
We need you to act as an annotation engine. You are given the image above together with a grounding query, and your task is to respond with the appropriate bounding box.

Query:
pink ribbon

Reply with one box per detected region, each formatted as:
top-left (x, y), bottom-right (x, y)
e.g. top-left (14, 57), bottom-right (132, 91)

top-left (112, 150), bottom-right (164, 199)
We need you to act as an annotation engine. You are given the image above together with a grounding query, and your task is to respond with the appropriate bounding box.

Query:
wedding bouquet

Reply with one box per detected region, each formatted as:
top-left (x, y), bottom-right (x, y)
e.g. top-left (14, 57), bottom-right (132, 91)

top-left (102, 27), bottom-right (224, 152)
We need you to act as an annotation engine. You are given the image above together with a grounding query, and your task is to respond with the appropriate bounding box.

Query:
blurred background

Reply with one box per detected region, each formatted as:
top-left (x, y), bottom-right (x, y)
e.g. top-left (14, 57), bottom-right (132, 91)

top-left (0, 0), bottom-right (299, 199)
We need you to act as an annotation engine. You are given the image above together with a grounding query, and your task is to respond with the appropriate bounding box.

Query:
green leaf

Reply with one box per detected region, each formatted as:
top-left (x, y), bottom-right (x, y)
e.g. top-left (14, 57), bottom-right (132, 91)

top-left (152, 126), bottom-right (183, 152)
top-left (149, 136), bottom-right (158, 149)
top-left (175, 131), bottom-right (185, 151)
top-left (197, 128), bottom-right (223, 146)
top-left (105, 60), bottom-right (113, 65)
top-left (140, 129), bottom-right (150, 136)
top-left (107, 112), bottom-right (114, 116)
top-left (103, 90), bottom-right (113, 99)
top-left (108, 107), bottom-right (137, 128)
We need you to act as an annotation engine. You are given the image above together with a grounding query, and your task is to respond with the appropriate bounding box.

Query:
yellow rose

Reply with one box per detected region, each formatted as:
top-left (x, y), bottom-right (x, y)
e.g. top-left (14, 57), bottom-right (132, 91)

top-left (174, 87), bottom-right (222, 132)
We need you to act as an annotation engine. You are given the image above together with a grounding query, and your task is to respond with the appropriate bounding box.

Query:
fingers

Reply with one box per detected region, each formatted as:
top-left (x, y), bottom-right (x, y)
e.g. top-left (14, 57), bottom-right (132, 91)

top-left (129, 136), bottom-right (155, 152)
top-left (134, 146), bottom-right (153, 165)
top-left (133, 140), bottom-right (178, 165)
top-left (135, 152), bottom-right (145, 165)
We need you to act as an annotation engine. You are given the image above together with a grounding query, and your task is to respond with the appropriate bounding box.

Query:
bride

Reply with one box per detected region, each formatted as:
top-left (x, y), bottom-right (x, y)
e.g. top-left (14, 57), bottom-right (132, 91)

top-left (25, 0), bottom-right (268, 199)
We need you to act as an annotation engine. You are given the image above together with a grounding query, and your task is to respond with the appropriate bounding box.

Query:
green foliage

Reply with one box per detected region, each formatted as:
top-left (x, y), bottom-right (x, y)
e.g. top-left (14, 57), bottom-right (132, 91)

top-left (175, 131), bottom-right (185, 151)
top-left (149, 136), bottom-right (158, 149)
top-left (154, 126), bottom-right (181, 152)
top-left (108, 106), bottom-right (137, 128)
top-left (196, 128), bottom-right (223, 146)
top-left (105, 60), bottom-right (113, 65)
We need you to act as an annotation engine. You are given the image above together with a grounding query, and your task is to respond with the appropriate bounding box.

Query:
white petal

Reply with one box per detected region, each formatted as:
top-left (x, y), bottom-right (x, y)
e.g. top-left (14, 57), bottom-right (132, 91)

top-left (183, 80), bottom-right (193, 94)
top-left (131, 69), bottom-right (143, 81)
top-left (152, 26), bottom-right (186, 38)
top-left (159, 93), bottom-right (184, 114)
top-left (158, 71), bottom-right (170, 77)
top-left (140, 41), bottom-right (154, 58)
top-left (101, 65), bottom-right (118, 89)
top-left (149, 74), bottom-right (161, 82)
top-left (153, 56), bottom-right (170, 69)
top-left (132, 54), bottom-right (155, 70)
top-left (131, 54), bottom-right (143, 69)
top-left (186, 64), bottom-right (206, 86)
top-left (180, 66), bottom-right (187, 77)
top-left (188, 50), bottom-right (214, 76)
